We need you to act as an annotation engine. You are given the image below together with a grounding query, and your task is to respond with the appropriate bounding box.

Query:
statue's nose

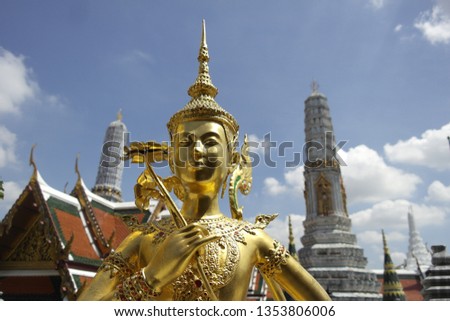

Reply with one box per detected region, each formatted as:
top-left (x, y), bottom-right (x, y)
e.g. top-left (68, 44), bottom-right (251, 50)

top-left (193, 141), bottom-right (205, 161)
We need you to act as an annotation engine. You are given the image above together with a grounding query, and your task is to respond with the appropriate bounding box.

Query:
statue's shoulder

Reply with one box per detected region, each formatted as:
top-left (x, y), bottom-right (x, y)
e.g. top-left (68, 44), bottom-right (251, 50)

top-left (121, 215), bottom-right (175, 236)
top-left (214, 214), bottom-right (278, 246)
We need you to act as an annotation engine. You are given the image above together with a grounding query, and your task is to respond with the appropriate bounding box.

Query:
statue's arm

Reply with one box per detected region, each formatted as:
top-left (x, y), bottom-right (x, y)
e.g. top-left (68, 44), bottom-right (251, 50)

top-left (77, 231), bottom-right (143, 301)
top-left (255, 230), bottom-right (331, 301)
top-left (274, 255), bottom-right (331, 300)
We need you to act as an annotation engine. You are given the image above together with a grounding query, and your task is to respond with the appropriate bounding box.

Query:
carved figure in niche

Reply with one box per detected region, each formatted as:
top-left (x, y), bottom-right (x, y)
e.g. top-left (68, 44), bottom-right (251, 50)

top-left (316, 176), bottom-right (332, 216)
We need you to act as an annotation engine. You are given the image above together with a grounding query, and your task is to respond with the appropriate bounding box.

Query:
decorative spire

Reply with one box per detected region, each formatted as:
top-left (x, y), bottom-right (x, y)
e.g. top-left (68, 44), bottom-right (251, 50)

top-left (405, 206), bottom-right (432, 271)
top-left (187, 19), bottom-right (218, 99)
top-left (311, 80), bottom-right (320, 94)
top-left (382, 230), bottom-right (406, 301)
top-left (117, 108), bottom-right (123, 122)
top-left (288, 216), bottom-right (299, 260)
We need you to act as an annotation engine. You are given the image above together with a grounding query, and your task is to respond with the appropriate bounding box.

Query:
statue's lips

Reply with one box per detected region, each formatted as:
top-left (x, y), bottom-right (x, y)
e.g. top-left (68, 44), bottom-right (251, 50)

top-left (190, 160), bottom-right (220, 170)
top-left (192, 160), bottom-right (213, 169)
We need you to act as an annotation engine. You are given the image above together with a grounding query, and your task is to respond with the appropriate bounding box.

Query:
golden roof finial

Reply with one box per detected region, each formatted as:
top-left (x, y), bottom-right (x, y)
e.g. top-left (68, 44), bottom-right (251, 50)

top-left (117, 108), bottom-right (123, 121)
top-left (75, 153), bottom-right (81, 182)
top-left (167, 20), bottom-right (238, 137)
top-left (29, 144), bottom-right (38, 177)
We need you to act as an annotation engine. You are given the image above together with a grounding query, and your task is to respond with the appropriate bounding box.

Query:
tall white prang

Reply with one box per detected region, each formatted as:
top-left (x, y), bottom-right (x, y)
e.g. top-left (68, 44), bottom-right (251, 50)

top-left (298, 84), bottom-right (381, 301)
top-left (92, 110), bottom-right (127, 202)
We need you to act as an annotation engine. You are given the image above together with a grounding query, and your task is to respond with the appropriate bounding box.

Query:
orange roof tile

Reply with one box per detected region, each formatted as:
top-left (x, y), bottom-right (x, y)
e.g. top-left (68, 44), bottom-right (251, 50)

top-left (91, 207), bottom-right (132, 249)
top-left (401, 279), bottom-right (423, 301)
top-left (53, 209), bottom-right (99, 260)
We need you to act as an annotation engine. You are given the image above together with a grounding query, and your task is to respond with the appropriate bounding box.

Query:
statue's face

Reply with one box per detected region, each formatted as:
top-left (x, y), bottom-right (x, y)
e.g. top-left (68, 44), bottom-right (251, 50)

top-left (173, 120), bottom-right (229, 190)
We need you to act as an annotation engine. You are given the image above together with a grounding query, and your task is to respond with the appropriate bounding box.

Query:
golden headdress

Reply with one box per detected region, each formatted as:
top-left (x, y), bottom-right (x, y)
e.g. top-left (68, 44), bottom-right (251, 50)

top-left (167, 20), bottom-right (239, 140)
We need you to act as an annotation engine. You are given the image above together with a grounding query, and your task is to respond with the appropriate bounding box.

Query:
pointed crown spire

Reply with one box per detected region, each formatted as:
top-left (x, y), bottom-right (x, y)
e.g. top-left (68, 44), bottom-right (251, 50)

top-left (187, 19), bottom-right (218, 99)
top-left (167, 20), bottom-right (238, 139)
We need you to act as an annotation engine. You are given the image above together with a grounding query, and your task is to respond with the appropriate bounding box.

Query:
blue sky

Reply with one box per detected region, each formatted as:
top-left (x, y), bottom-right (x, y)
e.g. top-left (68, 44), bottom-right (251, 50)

top-left (1, 0), bottom-right (449, 269)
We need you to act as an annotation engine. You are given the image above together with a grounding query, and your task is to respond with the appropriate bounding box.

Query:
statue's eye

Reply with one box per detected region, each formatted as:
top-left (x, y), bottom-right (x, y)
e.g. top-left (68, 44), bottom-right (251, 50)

top-left (204, 139), bottom-right (219, 147)
top-left (178, 136), bottom-right (192, 147)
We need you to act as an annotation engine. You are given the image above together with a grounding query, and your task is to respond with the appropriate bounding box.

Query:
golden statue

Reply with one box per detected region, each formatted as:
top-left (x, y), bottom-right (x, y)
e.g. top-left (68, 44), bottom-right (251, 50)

top-left (78, 21), bottom-right (330, 301)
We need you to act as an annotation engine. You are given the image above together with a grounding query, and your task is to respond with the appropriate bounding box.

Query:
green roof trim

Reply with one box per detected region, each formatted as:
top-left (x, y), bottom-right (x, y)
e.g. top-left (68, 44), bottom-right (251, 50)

top-left (91, 200), bottom-right (114, 214)
top-left (91, 199), bottom-right (144, 217)
top-left (72, 274), bottom-right (83, 289)
top-left (70, 254), bottom-right (102, 267)
top-left (46, 197), bottom-right (102, 265)
top-left (47, 196), bottom-right (80, 218)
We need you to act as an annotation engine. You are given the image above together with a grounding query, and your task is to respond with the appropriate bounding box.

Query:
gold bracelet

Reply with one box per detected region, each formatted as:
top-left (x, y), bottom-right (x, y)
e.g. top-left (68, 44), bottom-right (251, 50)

top-left (256, 240), bottom-right (289, 278)
top-left (116, 269), bottom-right (161, 301)
top-left (99, 252), bottom-right (135, 281)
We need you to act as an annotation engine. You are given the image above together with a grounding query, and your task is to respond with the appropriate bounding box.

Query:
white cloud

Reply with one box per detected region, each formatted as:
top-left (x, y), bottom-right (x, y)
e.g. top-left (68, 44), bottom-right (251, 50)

top-left (264, 177), bottom-right (288, 196)
top-left (385, 230), bottom-right (408, 243)
top-left (0, 48), bottom-right (38, 115)
top-left (390, 251), bottom-right (407, 267)
top-left (357, 230), bottom-right (382, 244)
top-left (341, 145), bottom-right (421, 204)
top-left (247, 134), bottom-right (265, 156)
top-left (394, 24), bottom-right (403, 32)
top-left (264, 145), bottom-right (421, 205)
top-left (414, 1), bottom-right (450, 45)
top-left (0, 126), bottom-right (18, 168)
top-left (360, 230), bottom-right (409, 268)
top-left (263, 214), bottom-right (305, 250)
top-left (351, 199), bottom-right (446, 230)
top-left (352, 201), bottom-right (445, 268)
top-left (358, 229), bottom-right (407, 245)
top-left (384, 122), bottom-right (450, 171)
top-left (427, 180), bottom-right (450, 203)
top-left (264, 166), bottom-right (304, 196)
top-left (0, 181), bottom-right (23, 218)
top-left (369, 0), bottom-right (386, 10)
top-left (284, 166), bottom-right (304, 194)
top-left (118, 50), bottom-right (154, 65)
top-left (0, 47), bottom-right (66, 115)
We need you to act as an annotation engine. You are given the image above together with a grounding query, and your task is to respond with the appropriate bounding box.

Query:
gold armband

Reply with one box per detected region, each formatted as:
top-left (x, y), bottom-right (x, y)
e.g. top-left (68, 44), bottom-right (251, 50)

top-left (116, 269), bottom-right (161, 301)
top-left (256, 241), bottom-right (289, 278)
top-left (98, 252), bottom-right (135, 281)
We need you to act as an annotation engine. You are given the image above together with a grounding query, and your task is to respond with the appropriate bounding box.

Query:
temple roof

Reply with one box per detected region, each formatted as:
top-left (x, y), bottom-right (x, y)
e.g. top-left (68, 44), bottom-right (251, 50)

top-left (0, 156), bottom-right (163, 299)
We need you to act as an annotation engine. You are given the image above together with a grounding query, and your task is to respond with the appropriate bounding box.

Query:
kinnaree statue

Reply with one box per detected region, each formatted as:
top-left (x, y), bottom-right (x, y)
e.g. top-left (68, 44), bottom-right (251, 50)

top-left (78, 21), bottom-right (330, 301)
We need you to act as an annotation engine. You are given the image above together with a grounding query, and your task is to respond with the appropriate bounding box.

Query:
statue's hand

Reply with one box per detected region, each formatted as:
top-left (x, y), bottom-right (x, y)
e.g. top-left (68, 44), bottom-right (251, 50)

top-left (142, 223), bottom-right (219, 291)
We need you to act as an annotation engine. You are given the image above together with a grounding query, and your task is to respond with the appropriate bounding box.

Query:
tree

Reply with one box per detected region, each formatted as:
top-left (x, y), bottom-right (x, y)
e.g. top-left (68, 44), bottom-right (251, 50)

top-left (0, 180), bottom-right (4, 200)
